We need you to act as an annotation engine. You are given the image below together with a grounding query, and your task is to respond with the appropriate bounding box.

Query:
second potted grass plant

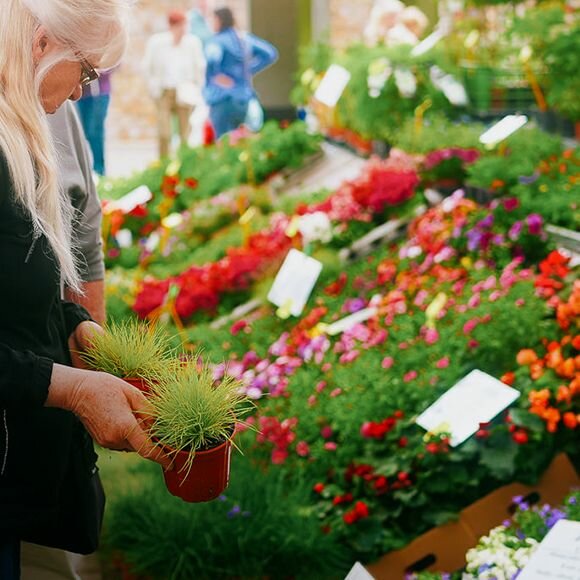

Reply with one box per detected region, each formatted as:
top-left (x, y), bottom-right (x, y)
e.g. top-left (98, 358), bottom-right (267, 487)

top-left (146, 358), bottom-right (253, 502)
top-left (79, 320), bottom-right (177, 393)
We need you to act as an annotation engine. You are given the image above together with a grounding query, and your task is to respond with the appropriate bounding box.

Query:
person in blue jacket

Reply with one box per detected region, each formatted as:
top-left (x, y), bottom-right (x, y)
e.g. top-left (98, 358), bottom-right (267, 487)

top-left (203, 7), bottom-right (278, 138)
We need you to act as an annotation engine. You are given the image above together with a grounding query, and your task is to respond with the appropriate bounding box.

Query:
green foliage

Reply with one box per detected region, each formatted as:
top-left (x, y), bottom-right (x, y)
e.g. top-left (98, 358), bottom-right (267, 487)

top-left (103, 454), bottom-right (352, 579)
top-left (390, 115), bottom-right (485, 154)
top-left (544, 27), bottom-right (580, 121)
top-left (79, 320), bottom-right (177, 380)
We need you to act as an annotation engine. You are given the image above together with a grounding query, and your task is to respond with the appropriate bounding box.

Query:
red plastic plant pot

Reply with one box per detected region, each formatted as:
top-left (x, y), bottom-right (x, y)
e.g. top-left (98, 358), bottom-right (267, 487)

top-left (163, 438), bottom-right (232, 503)
top-left (124, 377), bottom-right (151, 394)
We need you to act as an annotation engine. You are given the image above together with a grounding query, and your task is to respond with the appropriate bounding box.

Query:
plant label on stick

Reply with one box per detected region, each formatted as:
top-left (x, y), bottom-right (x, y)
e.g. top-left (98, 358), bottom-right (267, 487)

top-left (105, 185), bottom-right (153, 215)
top-left (416, 370), bottom-right (520, 446)
top-left (344, 562), bottom-right (375, 580)
top-left (518, 520), bottom-right (580, 580)
top-left (268, 249), bottom-right (322, 317)
top-left (314, 64), bottom-right (351, 108)
top-left (479, 115), bottom-right (528, 147)
top-left (326, 307), bottom-right (378, 336)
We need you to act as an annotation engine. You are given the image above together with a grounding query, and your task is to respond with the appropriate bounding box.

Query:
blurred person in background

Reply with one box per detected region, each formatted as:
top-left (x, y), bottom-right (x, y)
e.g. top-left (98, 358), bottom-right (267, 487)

top-left (76, 69), bottom-right (114, 176)
top-left (143, 9), bottom-right (205, 158)
top-left (203, 6), bottom-right (278, 139)
top-left (189, 0), bottom-right (212, 47)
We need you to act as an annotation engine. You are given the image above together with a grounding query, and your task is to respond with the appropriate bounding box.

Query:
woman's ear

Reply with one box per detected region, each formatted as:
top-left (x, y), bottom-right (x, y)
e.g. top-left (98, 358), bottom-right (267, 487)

top-left (31, 26), bottom-right (53, 64)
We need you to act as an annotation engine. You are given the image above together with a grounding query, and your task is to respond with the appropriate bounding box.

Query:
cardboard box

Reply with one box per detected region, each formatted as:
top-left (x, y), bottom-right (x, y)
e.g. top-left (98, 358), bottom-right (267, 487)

top-left (461, 453), bottom-right (579, 540)
top-left (365, 454), bottom-right (579, 580)
top-left (366, 519), bottom-right (476, 580)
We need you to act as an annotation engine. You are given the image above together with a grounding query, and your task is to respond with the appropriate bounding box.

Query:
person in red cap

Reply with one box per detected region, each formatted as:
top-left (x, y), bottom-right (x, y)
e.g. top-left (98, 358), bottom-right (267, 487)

top-left (143, 9), bottom-right (205, 157)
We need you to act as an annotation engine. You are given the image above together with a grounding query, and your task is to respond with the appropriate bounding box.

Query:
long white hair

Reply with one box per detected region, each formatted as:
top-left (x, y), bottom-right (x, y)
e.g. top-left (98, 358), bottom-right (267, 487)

top-left (0, 0), bottom-right (130, 291)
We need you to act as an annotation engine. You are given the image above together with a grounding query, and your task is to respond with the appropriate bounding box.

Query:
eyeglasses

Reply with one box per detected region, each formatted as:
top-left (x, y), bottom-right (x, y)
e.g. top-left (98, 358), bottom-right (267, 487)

top-left (79, 57), bottom-right (99, 87)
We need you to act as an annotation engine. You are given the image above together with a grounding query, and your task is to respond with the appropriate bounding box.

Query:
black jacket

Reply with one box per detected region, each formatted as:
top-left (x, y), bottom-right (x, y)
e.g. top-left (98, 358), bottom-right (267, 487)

top-left (0, 151), bottom-right (100, 552)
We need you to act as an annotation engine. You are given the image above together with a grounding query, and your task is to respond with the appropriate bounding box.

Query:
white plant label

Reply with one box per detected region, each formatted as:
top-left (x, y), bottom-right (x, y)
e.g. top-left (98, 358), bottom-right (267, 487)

top-left (519, 520), bottom-right (580, 579)
top-left (314, 64), bottom-right (351, 107)
top-left (411, 28), bottom-right (446, 57)
top-left (479, 115), bottom-right (528, 147)
top-left (106, 185), bottom-right (153, 215)
top-left (115, 229), bottom-right (133, 249)
top-left (344, 562), bottom-right (375, 580)
top-left (416, 370), bottom-right (520, 446)
top-left (267, 249), bottom-right (323, 317)
top-left (326, 307), bottom-right (378, 336)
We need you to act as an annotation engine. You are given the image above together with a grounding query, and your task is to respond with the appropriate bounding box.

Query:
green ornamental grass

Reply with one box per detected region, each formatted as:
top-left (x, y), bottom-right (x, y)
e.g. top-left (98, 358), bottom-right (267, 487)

top-left (147, 359), bottom-right (253, 459)
top-left (79, 320), bottom-right (177, 381)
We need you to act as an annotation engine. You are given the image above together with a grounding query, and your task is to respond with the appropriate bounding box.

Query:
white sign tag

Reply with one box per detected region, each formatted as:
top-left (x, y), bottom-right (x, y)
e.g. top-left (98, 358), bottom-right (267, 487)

top-left (519, 520), bottom-right (580, 580)
top-left (479, 115), bottom-right (528, 147)
top-left (416, 370), bottom-right (520, 446)
top-left (344, 562), bottom-right (375, 580)
top-left (267, 249), bottom-right (323, 317)
top-left (106, 185), bottom-right (153, 215)
top-left (314, 64), bottom-right (351, 108)
top-left (326, 307), bottom-right (378, 336)
top-left (115, 228), bottom-right (133, 249)
top-left (411, 28), bottom-right (445, 57)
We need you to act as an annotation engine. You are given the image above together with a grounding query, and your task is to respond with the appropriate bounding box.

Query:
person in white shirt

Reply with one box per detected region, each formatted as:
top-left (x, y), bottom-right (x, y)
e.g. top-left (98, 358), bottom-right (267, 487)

top-left (143, 9), bottom-right (205, 158)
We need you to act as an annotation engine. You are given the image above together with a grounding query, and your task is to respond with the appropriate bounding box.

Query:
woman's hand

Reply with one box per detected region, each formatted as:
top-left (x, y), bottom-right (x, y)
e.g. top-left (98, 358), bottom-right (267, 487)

top-left (68, 320), bottom-right (103, 369)
top-left (47, 365), bottom-right (172, 470)
top-left (214, 73), bottom-right (234, 88)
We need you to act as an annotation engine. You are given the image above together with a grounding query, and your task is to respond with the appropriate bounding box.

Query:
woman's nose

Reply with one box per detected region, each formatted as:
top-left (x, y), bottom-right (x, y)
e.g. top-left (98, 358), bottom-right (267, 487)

top-left (69, 84), bottom-right (83, 102)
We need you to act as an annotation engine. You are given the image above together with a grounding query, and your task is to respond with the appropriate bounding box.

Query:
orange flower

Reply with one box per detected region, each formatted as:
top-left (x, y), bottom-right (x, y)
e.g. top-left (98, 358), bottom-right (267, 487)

top-left (530, 362), bottom-right (545, 380)
top-left (546, 348), bottom-right (564, 369)
top-left (556, 385), bottom-right (571, 404)
top-left (517, 349), bottom-right (538, 366)
top-left (556, 358), bottom-right (576, 379)
top-left (562, 412), bottom-right (578, 429)
top-left (543, 407), bottom-right (561, 432)
top-left (529, 389), bottom-right (550, 408)
top-left (572, 335), bottom-right (580, 350)
top-left (501, 371), bottom-right (516, 386)
top-left (491, 179), bottom-right (505, 190)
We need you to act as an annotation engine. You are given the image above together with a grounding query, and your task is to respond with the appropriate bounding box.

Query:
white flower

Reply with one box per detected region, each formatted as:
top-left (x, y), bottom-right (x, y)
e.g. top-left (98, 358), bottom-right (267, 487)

top-left (297, 212), bottom-right (333, 245)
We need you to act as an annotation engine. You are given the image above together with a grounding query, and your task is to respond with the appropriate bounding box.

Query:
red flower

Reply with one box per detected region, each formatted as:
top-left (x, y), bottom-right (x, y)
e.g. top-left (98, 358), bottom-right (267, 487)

top-left (313, 483), bottom-right (325, 494)
top-left (354, 501), bottom-right (369, 519)
top-left (343, 511), bottom-right (358, 525)
top-left (512, 430), bottom-right (529, 445)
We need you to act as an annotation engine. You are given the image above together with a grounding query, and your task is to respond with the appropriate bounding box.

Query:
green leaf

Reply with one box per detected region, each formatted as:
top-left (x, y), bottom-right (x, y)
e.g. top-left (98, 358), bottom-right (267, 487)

top-left (480, 435), bottom-right (519, 480)
top-left (510, 408), bottom-right (545, 433)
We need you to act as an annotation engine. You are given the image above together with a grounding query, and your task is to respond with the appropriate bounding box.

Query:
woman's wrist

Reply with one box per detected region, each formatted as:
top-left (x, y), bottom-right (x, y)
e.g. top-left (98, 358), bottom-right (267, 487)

top-left (45, 363), bottom-right (90, 411)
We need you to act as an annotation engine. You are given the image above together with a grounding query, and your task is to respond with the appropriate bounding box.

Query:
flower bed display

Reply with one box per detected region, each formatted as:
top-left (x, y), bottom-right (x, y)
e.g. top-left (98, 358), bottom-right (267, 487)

top-left (102, 165), bottom-right (579, 576)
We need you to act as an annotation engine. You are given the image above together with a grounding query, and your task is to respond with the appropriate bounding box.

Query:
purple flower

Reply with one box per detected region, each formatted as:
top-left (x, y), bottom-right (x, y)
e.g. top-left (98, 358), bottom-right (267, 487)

top-left (545, 508), bottom-right (565, 529)
top-left (478, 214), bottom-right (495, 229)
top-left (467, 229), bottom-right (482, 251)
top-left (518, 172), bottom-right (540, 185)
top-left (526, 213), bottom-right (543, 236)
top-left (508, 221), bottom-right (523, 241)
top-left (227, 505), bottom-right (242, 518)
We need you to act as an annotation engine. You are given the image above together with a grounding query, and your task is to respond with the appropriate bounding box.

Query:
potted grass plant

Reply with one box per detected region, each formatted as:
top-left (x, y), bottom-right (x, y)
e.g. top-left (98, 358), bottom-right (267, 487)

top-left (79, 320), bottom-right (177, 393)
top-left (147, 358), bottom-right (253, 502)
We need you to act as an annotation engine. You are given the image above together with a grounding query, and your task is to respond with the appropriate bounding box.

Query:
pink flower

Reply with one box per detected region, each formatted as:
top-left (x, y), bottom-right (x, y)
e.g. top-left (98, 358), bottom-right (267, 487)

top-left (315, 380), bottom-right (327, 393)
top-left (321, 363), bottom-right (332, 372)
top-left (424, 328), bottom-right (439, 345)
top-left (463, 318), bottom-right (479, 335)
top-left (515, 298), bottom-right (525, 307)
top-left (321, 426), bottom-right (333, 439)
top-left (271, 449), bottom-right (288, 464)
top-left (399, 342), bottom-right (410, 350)
top-left (330, 388), bottom-right (343, 398)
top-left (404, 370), bottom-right (418, 382)
top-left (296, 441), bottom-right (310, 457)
top-left (489, 290), bottom-right (502, 302)
top-left (339, 350), bottom-right (360, 364)
top-left (436, 357), bottom-right (450, 369)
top-left (468, 339), bottom-right (479, 349)
top-left (467, 293), bottom-right (481, 309)
top-left (307, 395), bottom-right (317, 407)
top-left (382, 356), bottom-right (395, 369)
top-left (324, 442), bottom-right (337, 451)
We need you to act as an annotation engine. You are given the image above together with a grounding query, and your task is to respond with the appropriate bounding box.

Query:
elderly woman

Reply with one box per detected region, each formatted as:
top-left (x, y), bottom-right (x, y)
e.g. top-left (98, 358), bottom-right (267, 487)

top-left (0, 1), bottom-right (170, 576)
